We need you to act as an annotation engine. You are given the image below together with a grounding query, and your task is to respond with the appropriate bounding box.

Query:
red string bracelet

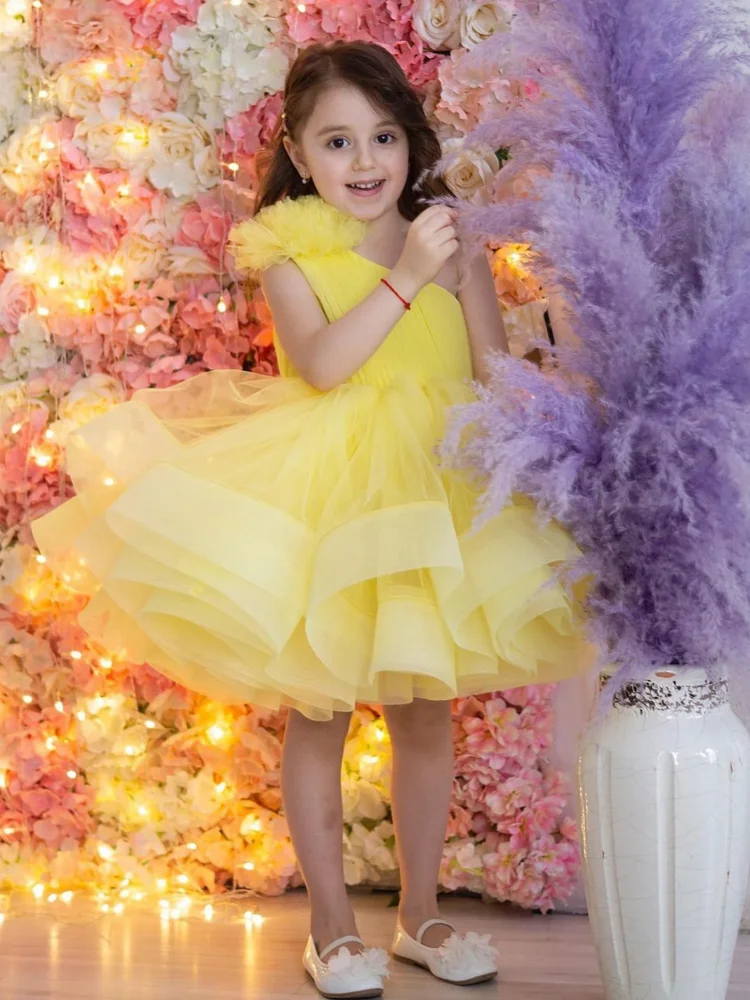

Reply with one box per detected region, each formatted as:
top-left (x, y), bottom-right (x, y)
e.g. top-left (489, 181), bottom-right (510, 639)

top-left (380, 277), bottom-right (411, 311)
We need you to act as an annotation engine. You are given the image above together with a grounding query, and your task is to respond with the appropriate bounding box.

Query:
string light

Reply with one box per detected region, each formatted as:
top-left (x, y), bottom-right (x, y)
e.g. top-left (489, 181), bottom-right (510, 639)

top-left (47, 275), bottom-right (61, 289)
top-left (67, 770), bottom-right (78, 780)
top-left (97, 844), bottom-right (114, 861)
top-left (103, 477), bottom-right (116, 487)
top-left (108, 265), bottom-right (124, 278)
top-left (207, 724), bottom-right (227, 743)
top-left (31, 448), bottom-right (53, 468)
top-left (38, 89), bottom-right (49, 100)
top-left (70, 650), bottom-right (82, 660)
top-left (99, 657), bottom-right (113, 669)
top-left (37, 305), bottom-right (49, 317)
top-left (32, 884), bottom-right (45, 900)
top-left (227, 162), bottom-right (240, 173)
top-left (117, 184), bottom-right (130, 197)
top-left (216, 300), bottom-right (227, 313)
top-left (144, 720), bottom-right (156, 729)
top-left (92, 61), bottom-right (108, 76)
top-left (242, 862), bottom-right (255, 871)
top-left (20, 255), bottom-right (37, 275)
top-left (10, 423), bottom-right (22, 434)
top-left (54, 701), bottom-right (64, 713)
top-left (21, 695), bottom-right (33, 705)
top-left (134, 323), bottom-right (146, 335)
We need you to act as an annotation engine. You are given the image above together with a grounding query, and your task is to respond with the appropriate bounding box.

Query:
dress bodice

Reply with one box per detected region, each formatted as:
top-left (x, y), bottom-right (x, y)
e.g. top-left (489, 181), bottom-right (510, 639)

top-left (229, 195), bottom-right (473, 388)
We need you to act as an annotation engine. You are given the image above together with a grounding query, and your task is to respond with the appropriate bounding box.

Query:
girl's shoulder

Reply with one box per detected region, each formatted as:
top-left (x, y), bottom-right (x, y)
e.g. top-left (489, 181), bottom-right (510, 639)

top-left (228, 195), bottom-right (367, 274)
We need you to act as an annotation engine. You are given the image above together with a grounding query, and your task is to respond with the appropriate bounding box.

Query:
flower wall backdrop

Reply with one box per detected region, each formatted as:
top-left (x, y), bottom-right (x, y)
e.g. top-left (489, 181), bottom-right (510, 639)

top-left (0, 0), bottom-right (578, 917)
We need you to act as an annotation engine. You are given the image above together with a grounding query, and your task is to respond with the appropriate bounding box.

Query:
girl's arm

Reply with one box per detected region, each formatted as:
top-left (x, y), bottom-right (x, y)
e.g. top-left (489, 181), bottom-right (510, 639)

top-left (261, 259), bottom-right (424, 391)
top-left (458, 251), bottom-right (509, 383)
top-left (260, 206), bottom-right (458, 392)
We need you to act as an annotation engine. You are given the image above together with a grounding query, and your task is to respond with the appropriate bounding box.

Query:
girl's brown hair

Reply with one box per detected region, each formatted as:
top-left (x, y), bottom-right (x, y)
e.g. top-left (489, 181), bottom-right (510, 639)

top-left (254, 41), bottom-right (451, 220)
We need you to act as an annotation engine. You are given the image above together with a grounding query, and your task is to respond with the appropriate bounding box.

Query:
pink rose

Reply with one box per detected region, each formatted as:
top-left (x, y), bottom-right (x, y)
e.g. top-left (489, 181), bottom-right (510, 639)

top-left (0, 272), bottom-right (32, 334)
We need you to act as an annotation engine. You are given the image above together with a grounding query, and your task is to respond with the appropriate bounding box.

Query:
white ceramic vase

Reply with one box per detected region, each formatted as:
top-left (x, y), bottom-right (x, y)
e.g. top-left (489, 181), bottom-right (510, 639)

top-left (578, 668), bottom-right (750, 1000)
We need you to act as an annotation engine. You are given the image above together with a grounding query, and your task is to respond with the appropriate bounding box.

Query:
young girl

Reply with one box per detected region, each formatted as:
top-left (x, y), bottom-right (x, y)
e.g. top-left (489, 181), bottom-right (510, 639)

top-left (33, 42), bottom-right (586, 1000)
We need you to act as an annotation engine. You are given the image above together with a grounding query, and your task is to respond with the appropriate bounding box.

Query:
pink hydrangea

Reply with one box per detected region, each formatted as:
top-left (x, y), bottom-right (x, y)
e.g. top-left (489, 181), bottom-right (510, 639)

top-left (286, 0), bottom-right (440, 89)
top-left (40, 0), bottom-right (135, 68)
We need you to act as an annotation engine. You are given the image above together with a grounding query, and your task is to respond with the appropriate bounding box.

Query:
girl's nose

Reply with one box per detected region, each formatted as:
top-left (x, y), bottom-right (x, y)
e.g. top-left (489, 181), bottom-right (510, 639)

top-left (353, 144), bottom-right (376, 171)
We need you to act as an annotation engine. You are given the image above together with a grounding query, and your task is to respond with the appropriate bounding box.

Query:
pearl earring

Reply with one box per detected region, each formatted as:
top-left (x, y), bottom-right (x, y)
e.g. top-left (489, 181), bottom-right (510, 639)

top-left (301, 174), bottom-right (310, 185)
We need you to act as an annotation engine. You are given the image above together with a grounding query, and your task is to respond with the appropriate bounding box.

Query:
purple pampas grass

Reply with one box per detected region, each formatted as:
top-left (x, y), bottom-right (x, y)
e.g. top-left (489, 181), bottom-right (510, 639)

top-left (448, 0), bottom-right (750, 680)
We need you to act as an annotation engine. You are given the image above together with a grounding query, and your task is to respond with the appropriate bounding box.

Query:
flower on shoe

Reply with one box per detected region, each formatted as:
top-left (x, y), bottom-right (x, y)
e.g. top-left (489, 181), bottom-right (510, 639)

top-left (326, 944), bottom-right (390, 979)
top-left (436, 930), bottom-right (499, 975)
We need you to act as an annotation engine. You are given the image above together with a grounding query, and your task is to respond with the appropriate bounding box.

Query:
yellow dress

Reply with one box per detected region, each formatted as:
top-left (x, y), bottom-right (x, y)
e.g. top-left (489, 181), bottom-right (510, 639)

top-left (32, 195), bottom-right (586, 720)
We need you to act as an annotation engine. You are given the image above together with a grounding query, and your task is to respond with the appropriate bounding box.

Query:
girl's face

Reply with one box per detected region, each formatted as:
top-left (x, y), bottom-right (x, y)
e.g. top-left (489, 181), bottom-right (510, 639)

top-left (286, 84), bottom-right (410, 222)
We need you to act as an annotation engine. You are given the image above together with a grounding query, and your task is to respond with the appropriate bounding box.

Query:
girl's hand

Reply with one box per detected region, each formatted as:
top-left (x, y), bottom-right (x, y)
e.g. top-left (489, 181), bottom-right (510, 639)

top-left (391, 206), bottom-right (458, 294)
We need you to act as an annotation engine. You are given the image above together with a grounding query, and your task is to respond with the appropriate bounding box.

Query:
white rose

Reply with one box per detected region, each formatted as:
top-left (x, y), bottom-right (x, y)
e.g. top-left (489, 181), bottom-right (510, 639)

top-left (0, 380), bottom-right (28, 420)
top-left (460, 0), bottom-right (513, 50)
top-left (77, 119), bottom-right (151, 172)
top-left (441, 138), bottom-right (500, 200)
top-left (147, 113), bottom-right (218, 198)
top-left (413, 0), bottom-right (462, 52)
top-left (47, 373), bottom-right (125, 445)
top-left (117, 222), bottom-right (171, 282)
top-left (167, 247), bottom-right (216, 279)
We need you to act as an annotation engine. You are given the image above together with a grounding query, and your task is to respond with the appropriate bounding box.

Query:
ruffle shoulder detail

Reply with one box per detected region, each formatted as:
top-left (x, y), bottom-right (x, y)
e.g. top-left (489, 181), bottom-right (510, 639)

top-left (228, 195), bottom-right (367, 274)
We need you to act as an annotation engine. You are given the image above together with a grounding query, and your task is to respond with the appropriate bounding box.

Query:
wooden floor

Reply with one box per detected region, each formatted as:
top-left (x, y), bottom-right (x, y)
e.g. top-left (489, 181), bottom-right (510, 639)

top-left (0, 891), bottom-right (748, 999)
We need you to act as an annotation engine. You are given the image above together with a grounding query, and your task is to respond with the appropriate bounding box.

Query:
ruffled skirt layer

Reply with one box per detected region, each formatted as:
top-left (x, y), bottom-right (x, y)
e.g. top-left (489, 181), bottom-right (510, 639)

top-left (33, 370), bottom-right (585, 720)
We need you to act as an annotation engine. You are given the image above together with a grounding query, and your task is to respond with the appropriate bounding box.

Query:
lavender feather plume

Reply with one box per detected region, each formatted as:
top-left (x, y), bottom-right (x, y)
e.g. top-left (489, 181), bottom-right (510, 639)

top-left (448, 0), bottom-right (750, 679)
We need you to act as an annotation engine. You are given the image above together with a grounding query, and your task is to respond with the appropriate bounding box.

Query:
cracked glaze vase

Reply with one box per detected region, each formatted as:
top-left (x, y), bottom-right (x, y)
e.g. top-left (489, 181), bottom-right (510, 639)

top-left (578, 668), bottom-right (750, 1000)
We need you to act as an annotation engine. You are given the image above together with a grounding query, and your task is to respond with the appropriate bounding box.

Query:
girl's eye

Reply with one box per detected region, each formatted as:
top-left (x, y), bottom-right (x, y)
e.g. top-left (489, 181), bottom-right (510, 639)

top-left (328, 137), bottom-right (349, 149)
top-left (375, 133), bottom-right (396, 145)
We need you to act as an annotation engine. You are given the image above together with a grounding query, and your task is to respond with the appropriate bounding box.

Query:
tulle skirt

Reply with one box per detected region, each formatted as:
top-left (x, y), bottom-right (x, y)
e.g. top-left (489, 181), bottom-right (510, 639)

top-left (32, 369), bottom-right (585, 720)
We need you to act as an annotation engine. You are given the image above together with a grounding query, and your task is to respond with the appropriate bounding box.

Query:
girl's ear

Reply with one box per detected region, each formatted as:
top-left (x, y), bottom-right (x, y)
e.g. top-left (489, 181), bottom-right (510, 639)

top-left (283, 136), bottom-right (308, 182)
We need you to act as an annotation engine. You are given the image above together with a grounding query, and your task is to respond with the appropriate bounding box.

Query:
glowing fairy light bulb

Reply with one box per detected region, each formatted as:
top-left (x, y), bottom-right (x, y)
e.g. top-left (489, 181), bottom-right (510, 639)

top-left (137, 805), bottom-right (148, 817)
top-left (22, 695), bottom-right (33, 705)
top-left (215, 782), bottom-right (227, 794)
top-left (47, 894), bottom-right (58, 904)
top-left (207, 724), bottom-right (226, 743)
top-left (20, 255), bottom-right (37, 275)
top-left (32, 884), bottom-right (45, 900)
top-left (45, 736), bottom-right (56, 751)
top-left (103, 476), bottom-right (116, 487)
top-left (44, 429), bottom-right (55, 440)
top-left (177, 875), bottom-right (188, 885)
top-left (203, 904), bottom-right (213, 921)
top-left (508, 251), bottom-right (522, 266)
top-left (187, 842), bottom-right (197, 851)
top-left (75, 711), bottom-right (86, 722)
top-left (38, 89), bottom-right (49, 100)
top-left (113, 903), bottom-right (125, 915)
top-left (11, 423), bottom-right (22, 434)
top-left (117, 184), bottom-right (130, 197)
top-left (216, 300), bottom-right (227, 314)
top-left (227, 162), bottom-right (239, 173)
top-left (47, 275), bottom-right (61, 289)
top-left (121, 131), bottom-right (136, 144)
top-left (297, 2), bottom-right (307, 10)
top-left (97, 844), bottom-right (114, 861)
top-left (61, 891), bottom-right (74, 904)
top-left (92, 61), bottom-right (108, 76)
top-left (108, 264), bottom-right (124, 278)
top-left (242, 862), bottom-right (255, 871)
top-left (3, 826), bottom-right (15, 836)
top-left (76, 298), bottom-right (88, 310)
top-left (99, 657), bottom-right (113, 670)
top-left (32, 448), bottom-right (52, 468)
top-left (157, 878), bottom-right (167, 891)
top-left (42, 139), bottom-right (55, 151)
top-left (134, 323), bottom-right (146, 335)
top-left (54, 700), bottom-right (64, 713)
top-left (361, 754), bottom-right (379, 766)
top-left (38, 152), bottom-right (48, 164)
top-left (66, 770), bottom-right (77, 780)
top-left (70, 650), bottom-right (82, 660)
top-left (144, 720), bottom-right (156, 729)
top-left (37, 305), bottom-right (49, 317)
top-left (32, 0), bottom-right (42, 8)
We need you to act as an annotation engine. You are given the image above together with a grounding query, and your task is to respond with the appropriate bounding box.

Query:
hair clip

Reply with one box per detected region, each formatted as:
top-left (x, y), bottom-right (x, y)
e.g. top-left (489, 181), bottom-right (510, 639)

top-left (280, 110), bottom-right (288, 134)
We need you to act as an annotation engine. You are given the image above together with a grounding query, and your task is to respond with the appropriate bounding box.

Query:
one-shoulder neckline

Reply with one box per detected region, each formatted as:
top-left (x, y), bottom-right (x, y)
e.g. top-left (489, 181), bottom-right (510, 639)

top-left (350, 251), bottom-right (463, 308)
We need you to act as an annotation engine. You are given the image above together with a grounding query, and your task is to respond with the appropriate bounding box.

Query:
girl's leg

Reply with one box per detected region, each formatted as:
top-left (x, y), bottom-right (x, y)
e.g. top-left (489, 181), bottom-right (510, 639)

top-left (383, 699), bottom-right (455, 947)
top-left (282, 708), bottom-right (359, 953)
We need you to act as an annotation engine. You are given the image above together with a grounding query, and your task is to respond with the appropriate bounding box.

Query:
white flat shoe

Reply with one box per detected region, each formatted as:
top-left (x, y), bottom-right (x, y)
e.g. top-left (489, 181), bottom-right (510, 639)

top-left (392, 918), bottom-right (498, 986)
top-left (303, 934), bottom-right (389, 999)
